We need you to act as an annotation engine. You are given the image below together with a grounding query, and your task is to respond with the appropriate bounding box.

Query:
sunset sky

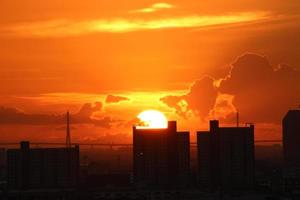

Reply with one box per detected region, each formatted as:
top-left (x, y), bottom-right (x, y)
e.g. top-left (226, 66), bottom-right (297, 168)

top-left (0, 0), bottom-right (299, 143)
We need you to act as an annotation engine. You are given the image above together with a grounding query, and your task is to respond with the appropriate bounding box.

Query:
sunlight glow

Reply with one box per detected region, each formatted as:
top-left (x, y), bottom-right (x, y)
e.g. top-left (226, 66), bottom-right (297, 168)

top-left (5, 12), bottom-right (270, 37)
top-left (130, 2), bottom-right (174, 13)
top-left (136, 110), bottom-right (168, 129)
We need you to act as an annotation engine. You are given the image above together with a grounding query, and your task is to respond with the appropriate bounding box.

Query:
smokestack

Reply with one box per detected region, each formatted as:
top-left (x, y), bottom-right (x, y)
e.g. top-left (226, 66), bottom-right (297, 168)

top-left (66, 111), bottom-right (71, 148)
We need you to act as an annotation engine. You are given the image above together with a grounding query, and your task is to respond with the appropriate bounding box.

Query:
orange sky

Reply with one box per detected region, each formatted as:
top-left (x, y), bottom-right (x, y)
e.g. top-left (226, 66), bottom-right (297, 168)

top-left (0, 0), bottom-right (299, 143)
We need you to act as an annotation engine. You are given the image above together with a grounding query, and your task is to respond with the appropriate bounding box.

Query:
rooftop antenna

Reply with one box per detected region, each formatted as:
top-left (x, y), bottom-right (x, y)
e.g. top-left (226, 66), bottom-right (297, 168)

top-left (236, 110), bottom-right (239, 128)
top-left (66, 111), bottom-right (71, 148)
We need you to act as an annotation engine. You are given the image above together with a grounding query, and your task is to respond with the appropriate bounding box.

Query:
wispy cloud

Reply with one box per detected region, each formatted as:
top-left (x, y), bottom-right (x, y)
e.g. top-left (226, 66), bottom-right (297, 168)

top-left (130, 2), bottom-right (174, 13)
top-left (3, 12), bottom-right (271, 37)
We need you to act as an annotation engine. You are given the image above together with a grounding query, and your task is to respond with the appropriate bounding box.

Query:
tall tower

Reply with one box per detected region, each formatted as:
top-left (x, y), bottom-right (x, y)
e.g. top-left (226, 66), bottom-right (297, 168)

top-left (66, 111), bottom-right (71, 148)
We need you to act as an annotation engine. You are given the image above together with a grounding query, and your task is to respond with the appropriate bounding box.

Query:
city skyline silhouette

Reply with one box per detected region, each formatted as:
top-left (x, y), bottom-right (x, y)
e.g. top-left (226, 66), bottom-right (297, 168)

top-left (0, 0), bottom-right (300, 199)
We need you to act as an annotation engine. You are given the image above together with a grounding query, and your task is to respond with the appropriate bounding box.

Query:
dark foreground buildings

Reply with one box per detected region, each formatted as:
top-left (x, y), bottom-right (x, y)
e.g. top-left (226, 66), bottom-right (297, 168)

top-left (7, 141), bottom-right (79, 190)
top-left (197, 120), bottom-right (255, 190)
top-left (283, 109), bottom-right (300, 178)
top-left (133, 121), bottom-right (190, 188)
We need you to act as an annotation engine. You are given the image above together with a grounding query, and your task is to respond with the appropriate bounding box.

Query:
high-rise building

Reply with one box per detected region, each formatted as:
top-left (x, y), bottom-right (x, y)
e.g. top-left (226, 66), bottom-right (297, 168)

top-left (133, 121), bottom-right (190, 188)
top-left (197, 120), bottom-right (254, 190)
top-left (283, 109), bottom-right (300, 178)
top-left (0, 148), bottom-right (6, 182)
top-left (7, 141), bottom-right (79, 190)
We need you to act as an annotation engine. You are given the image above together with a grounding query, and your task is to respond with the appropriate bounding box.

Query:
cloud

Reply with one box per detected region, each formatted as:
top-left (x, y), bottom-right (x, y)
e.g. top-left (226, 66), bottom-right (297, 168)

top-left (208, 93), bottom-right (237, 122)
top-left (0, 102), bottom-right (118, 128)
top-left (2, 12), bottom-right (270, 37)
top-left (73, 102), bottom-right (102, 123)
top-left (160, 95), bottom-right (187, 118)
top-left (105, 95), bottom-right (129, 104)
top-left (160, 76), bottom-right (218, 119)
top-left (130, 2), bottom-right (174, 13)
top-left (220, 53), bottom-right (300, 123)
top-left (0, 106), bottom-right (62, 125)
top-left (162, 53), bottom-right (300, 124)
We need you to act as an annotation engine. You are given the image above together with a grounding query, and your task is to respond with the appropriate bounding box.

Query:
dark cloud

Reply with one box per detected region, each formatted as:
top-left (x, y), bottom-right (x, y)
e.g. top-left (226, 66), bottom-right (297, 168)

top-left (0, 102), bottom-right (117, 128)
top-left (105, 95), bottom-right (129, 103)
top-left (161, 53), bottom-right (300, 124)
top-left (0, 106), bottom-right (62, 125)
top-left (160, 95), bottom-right (186, 118)
top-left (72, 102), bottom-right (102, 123)
top-left (160, 76), bottom-right (218, 118)
top-left (220, 53), bottom-right (300, 123)
top-left (92, 116), bottom-right (120, 128)
top-left (185, 77), bottom-right (218, 117)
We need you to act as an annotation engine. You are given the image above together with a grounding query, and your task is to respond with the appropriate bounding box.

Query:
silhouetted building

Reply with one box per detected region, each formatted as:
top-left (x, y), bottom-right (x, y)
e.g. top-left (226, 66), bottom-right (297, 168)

top-left (197, 120), bottom-right (255, 190)
top-left (0, 148), bottom-right (6, 183)
top-left (7, 141), bottom-right (79, 190)
top-left (133, 121), bottom-right (190, 188)
top-left (283, 109), bottom-right (300, 178)
top-left (0, 148), bottom-right (6, 167)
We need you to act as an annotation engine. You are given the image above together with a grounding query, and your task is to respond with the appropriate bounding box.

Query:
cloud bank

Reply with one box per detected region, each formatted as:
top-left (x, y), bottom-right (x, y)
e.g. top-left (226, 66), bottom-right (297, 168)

top-left (0, 102), bottom-right (117, 128)
top-left (161, 53), bottom-right (300, 123)
top-left (220, 53), bottom-right (300, 123)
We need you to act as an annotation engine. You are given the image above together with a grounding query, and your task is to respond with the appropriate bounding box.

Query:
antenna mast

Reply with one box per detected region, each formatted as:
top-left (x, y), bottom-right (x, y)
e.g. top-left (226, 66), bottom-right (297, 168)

top-left (66, 111), bottom-right (71, 148)
top-left (237, 110), bottom-right (239, 127)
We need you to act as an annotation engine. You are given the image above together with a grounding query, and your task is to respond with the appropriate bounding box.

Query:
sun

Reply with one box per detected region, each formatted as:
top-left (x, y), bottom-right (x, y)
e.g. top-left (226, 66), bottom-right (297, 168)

top-left (136, 110), bottom-right (168, 129)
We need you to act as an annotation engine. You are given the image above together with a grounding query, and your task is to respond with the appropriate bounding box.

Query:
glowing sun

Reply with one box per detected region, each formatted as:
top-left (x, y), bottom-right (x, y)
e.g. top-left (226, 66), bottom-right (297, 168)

top-left (136, 110), bottom-right (168, 129)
